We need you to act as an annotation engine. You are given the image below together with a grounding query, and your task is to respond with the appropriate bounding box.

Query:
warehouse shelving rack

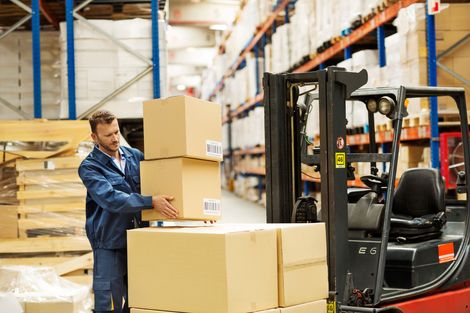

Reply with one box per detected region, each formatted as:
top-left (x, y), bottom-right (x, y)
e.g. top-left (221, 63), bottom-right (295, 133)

top-left (0, 0), bottom-right (42, 119)
top-left (0, 0), bottom-right (162, 121)
top-left (215, 0), bottom-right (470, 201)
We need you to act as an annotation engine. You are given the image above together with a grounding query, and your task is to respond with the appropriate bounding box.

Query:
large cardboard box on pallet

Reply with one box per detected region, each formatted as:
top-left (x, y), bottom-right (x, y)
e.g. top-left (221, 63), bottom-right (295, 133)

top-left (127, 226), bottom-right (278, 313)
top-left (140, 158), bottom-right (221, 221)
top-left (143, 96), bottom-right (223, 162)
top-left (279, 299), bottom-right (327, 313)
top-left (275, 224), bottom-right (328, 307)
top-left (130, 309), bottom-right (281, 313)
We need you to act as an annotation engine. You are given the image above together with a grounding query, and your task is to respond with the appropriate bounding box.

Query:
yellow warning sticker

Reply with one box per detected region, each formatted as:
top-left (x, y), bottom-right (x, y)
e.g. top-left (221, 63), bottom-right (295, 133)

top-left (327, 300), bottom-right (336, 313)
top-left (335, 152), bottom-right (346, 168)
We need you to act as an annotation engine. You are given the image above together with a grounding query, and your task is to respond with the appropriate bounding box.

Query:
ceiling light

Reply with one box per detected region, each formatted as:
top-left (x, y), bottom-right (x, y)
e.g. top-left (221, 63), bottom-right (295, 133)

top-left (176, 84), bottom-right (186, 91)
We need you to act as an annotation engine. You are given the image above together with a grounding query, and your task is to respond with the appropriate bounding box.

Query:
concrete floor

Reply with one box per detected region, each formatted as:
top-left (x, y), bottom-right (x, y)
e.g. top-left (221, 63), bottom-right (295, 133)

top-left (219, 190), bottom-right (266, 223)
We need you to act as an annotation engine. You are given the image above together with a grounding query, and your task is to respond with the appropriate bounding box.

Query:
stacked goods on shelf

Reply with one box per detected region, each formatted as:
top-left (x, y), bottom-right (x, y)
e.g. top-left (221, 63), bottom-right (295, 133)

top-left (289, 0), bottom-right (315, 67)
top-left (0, 120), bottom-right (93, 289)
top-left (234, 175), bottom-right (262, 203)
top-left (60, 18), bottom-right (168, 119)
top-left (383, 3), bottom-right (470, 114)
top-left (224, 0), bottom-right (275, 70)
top-left (0, 266), bottom-right (91, 313)
top-left (231, 106), bottom-right (265, 150)
top-left (127, 223), bottom-right (328, 313)
top-left (0, 32), bottom-right (61, 119)
top-left (141, 96), bottom-right (223, 221)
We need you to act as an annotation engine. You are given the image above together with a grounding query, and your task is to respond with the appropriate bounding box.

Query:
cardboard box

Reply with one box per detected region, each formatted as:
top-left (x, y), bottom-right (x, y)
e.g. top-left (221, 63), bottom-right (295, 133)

top-left (279, 299), bottom-right (327, 313)
top-left (140, 158), bottom-right (221, 221)
top-left (24, 301), bottom-right (76, 313)
top-left (127, 226), bottom-right (278, 313)
top-left (131, 308), bottom-right (281, 313)
top-left (0, 205), bottom-right (18, 239)
top-left (399, 145), bottom-right (424, 164)
top-left (143, 96), bottom-right (222, 162)
top-left (274, 224), bottom-right (328, 307)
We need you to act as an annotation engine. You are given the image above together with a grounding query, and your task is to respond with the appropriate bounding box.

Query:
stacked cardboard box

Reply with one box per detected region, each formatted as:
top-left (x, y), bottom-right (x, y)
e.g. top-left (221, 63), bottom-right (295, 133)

top-left (141, 96), bottom-right (223, 221)
top-left (127, 223), bottom-right (328, 313)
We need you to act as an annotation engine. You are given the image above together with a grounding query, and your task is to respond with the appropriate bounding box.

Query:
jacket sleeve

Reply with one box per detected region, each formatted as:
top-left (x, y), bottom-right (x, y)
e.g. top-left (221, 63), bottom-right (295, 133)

top-left (79, 163), bottom-right (153, 214)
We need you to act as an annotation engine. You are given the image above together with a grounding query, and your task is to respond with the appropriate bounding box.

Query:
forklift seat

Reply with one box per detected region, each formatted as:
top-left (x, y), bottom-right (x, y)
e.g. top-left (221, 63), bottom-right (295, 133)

top-left (390, 168), bottom-right (447, 242)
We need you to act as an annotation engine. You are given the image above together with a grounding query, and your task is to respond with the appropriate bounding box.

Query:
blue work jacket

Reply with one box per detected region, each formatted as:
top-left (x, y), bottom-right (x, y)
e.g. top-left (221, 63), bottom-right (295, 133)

top-left (78, 145), bottom-right (153, 249)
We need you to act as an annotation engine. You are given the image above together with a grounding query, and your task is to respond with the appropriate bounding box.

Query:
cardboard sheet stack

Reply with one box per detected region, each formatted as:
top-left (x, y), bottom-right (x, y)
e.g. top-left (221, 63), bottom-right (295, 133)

top-left (127, 223), bottom-right (329, 313)
top-left (141, 96), bottom-right (223, 221)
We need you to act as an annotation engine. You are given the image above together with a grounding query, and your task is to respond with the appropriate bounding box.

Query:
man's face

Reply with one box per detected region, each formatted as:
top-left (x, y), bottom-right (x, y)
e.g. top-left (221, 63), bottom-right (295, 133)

top-left (91, 119), bottom-right (120, 154)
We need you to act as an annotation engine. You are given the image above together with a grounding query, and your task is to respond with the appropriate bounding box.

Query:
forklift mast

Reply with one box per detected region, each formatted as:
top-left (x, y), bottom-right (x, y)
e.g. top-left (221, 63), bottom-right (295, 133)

top-left (263, 67), bottom-right (470, 312)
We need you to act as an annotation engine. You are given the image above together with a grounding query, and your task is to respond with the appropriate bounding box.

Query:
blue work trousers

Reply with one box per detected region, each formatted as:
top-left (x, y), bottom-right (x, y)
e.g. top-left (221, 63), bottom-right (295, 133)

top-left (93, 248), bottom-right (129, 313)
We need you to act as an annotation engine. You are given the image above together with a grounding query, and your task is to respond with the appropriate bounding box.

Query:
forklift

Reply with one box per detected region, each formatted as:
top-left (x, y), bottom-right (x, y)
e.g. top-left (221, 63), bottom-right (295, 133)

top-left (263, 67), bottom-right (470, 312)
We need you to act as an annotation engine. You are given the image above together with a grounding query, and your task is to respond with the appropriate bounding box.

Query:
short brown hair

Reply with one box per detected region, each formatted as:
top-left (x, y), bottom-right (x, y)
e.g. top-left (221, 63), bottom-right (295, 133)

top-left (89, 110), bottom-right (116, 133)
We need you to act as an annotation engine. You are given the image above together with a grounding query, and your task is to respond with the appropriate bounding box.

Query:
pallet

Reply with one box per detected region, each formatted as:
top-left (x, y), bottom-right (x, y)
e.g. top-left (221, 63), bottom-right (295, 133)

top-left (0, 120), bottom-right (91, 163)
top-left (16, 169), bottom-right (82, 185)
top-left (0, 236), bottom-right (91, 254)
top-left (16, 155), bottom-right (85, 172)
top-left (16, 188), bottom-right (87, 200)
top-left (18, 199), bottom-right (86, 214)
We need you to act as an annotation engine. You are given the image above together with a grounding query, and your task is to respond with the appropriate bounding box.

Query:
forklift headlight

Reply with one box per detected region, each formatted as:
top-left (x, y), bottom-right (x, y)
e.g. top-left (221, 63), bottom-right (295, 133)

top-left (366, 99), bottom-right (378, 113)
top-left (378, 96), bottom-right (396, 116)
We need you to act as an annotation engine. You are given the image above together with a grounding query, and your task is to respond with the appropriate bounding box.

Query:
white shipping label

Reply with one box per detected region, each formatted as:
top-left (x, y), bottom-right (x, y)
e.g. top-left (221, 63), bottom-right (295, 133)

top-left (203, 198), bottom-right (221, 216)
top-left (206, 140), bottom-right (223, 158)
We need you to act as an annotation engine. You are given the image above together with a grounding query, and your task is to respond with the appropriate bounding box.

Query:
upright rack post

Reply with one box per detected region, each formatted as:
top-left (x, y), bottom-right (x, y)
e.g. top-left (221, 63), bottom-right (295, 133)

top-left (151, 0), bottom-right (161, 99)
top-left (426, 0), bottom-right (440, 169)
top-left (31, 0), bottom-right (42, 118)
top-left (377, 26), bottom-right (386, 67)
top-left (66, 0), bottom-right (77, 120)
top-left (344, 47), bottom-right (352, 60)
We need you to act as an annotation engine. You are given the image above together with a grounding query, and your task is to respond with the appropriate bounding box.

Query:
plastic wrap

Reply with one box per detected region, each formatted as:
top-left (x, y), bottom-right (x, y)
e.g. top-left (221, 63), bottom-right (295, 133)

top-left (0, 165), bottom-right (18, 205)
top-left (0, 266), bottom-right (91, 313)
top-left (15, 155), bottom-right (87, 238)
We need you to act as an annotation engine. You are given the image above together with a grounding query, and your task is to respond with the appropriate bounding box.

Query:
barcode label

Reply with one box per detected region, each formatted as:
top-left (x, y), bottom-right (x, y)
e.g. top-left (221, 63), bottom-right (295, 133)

top-left (203, 198), bottom-right (221, 216)
top-left (206, 140), bottom-right (223, 158)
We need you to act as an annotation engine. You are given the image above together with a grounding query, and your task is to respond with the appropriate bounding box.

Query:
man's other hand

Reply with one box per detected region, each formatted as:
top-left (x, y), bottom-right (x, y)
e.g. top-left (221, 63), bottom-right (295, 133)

top-left (152, 195), bottom-right (178, 219)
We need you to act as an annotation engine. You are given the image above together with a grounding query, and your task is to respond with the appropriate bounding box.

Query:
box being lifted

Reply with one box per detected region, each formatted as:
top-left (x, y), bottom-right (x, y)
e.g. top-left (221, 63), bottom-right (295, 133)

top-left (140, 157), bottom-right (221, 221)
top-left (127, 225), bottom-right (278, 313)
top-left (143, 96), bottom-right (223, 162)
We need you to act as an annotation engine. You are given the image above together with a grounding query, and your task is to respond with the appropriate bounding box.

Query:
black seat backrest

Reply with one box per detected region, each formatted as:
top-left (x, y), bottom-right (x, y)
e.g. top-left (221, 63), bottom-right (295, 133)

top-left (393, 168), bottom-right (445, 218)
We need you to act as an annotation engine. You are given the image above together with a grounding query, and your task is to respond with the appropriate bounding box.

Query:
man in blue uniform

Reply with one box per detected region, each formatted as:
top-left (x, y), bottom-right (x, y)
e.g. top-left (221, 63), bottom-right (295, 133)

top-left (79, 110), bottom-right (178, 313)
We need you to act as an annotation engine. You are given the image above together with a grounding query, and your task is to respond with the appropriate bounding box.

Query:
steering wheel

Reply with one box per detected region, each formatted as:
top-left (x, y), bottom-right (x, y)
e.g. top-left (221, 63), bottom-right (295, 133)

top-left (360, 175), bottom-right (388, 193)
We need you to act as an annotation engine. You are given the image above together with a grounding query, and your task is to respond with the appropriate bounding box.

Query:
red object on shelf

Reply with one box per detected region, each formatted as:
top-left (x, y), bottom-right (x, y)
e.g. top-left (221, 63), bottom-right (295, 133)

top-left (440, 132), bottom-right (465, 189)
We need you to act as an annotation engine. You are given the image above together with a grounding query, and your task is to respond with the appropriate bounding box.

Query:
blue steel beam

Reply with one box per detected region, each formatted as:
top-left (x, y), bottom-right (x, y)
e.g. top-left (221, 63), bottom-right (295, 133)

top-left (344, 46), bottom-right (352, 60)
top-left (151, 0), bottom-right (161, 99)
top-left (377, 26), bottom-right (386, 67)
top-left (32, 0), bottom-right (42, 118)
top-left (426, 0), bottom-right (440, 169)
top-left (66, 0), bottom-right (77, 120)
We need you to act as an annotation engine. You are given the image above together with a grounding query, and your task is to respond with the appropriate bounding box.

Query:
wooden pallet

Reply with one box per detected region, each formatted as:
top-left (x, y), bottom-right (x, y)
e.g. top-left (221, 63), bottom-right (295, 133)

top-left (0, 236), bottom-right (91, 254)
top-left (0, 120), bottom-right (91, 164)
top-left (14, 155), bottom-right (87, 238)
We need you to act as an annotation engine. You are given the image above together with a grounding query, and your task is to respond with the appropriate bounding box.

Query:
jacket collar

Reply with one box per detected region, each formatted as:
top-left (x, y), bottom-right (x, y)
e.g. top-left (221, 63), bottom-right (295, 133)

top-left (91, 145), bottom-right (127, 174)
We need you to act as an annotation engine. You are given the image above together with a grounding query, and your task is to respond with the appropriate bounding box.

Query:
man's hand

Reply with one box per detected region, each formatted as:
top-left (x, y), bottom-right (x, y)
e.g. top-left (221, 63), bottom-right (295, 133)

top-left (152, 195), bottom-right (178, 219)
